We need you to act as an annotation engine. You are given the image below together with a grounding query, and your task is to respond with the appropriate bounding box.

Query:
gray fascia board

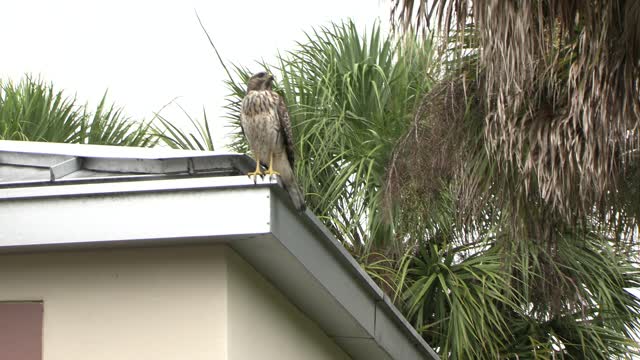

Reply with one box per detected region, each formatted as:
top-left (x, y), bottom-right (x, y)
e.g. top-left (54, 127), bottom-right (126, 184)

top-left (380, 294), bottom-right (439, 358)
top-left (230, 234), bottom-right (374, 342)
top-left (301, 208), bottom-right (386, 299)
top-left (268, 192), bottom-right (377, 337)
top-left (268, 186), bottom-right (438, 359)
top-left (333, 338), bottom-right (394, 360)
top-left (0, 175), bottom-right (273, 201)
top-left (375, 297), bottom-right (440, 360)
top-left (0, 184), bottom-right (272, 246)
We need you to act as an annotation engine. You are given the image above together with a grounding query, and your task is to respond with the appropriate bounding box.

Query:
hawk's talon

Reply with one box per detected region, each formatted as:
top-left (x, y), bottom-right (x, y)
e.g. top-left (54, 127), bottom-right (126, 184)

top-left (247, 171), bottom-right (264, 184)
top-left (265, 169), bottom-right (280, 180)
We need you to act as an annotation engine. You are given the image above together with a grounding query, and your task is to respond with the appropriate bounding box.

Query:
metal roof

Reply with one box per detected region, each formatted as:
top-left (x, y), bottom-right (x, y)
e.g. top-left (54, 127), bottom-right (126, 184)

top-left (0, 140), bottom-right (255, 186)
top-left (0, 140), bottom-right (439, 360)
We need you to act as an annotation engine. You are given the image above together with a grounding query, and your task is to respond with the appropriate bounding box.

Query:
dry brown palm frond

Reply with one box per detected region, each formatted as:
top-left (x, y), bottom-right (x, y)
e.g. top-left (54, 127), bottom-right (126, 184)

top-left (384, 76), bottom-right (490, 237)
top-left (386, 80), bottom-right (464, 197)
top-left (391, 0), bottom-right (640, 222)
top-left (384, 78), bottom-right (464, 212)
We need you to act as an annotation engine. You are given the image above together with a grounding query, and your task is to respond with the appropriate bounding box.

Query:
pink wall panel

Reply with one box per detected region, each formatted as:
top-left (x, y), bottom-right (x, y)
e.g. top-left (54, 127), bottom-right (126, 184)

top-left (0, 302), bottom-right (43, 360)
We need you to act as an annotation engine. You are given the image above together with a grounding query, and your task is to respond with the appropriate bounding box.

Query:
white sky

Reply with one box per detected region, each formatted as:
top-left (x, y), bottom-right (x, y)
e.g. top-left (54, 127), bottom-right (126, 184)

top-left (1, 0), bottom-right (389, 149)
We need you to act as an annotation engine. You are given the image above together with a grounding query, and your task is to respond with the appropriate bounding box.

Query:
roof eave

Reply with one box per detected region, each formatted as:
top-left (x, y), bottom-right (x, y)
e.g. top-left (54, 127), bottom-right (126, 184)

top-left (0, 179), bottom-right (439, 359)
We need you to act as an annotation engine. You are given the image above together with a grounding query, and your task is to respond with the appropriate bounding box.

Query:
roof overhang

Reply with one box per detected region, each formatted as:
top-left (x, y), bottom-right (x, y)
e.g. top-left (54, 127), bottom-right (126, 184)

top-left (0, 141), bottom-right (439, 360)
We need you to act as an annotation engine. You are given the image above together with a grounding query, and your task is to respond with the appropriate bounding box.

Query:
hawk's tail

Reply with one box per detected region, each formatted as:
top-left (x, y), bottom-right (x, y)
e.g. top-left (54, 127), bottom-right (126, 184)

top-left (285, 180), bottom-right (306, 212)
top-left (274, 154), bottom-right (306, 212)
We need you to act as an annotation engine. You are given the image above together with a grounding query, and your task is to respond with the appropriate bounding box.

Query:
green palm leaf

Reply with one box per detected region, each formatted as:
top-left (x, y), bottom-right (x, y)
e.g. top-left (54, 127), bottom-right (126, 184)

top-left (0, 75), bottom-right (157, 147)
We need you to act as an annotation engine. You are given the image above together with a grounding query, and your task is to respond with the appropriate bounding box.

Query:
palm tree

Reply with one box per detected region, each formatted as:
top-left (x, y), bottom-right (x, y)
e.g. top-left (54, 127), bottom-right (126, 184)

top-left (221, 20), bottom-right (436, 257)
top-left (385, 1), bottom-right (640, 358)
top-left (389, 0), bottom-right (640, 222)
top-left (153, 102), bottom-right (215, 151)
top-left (151, 12), bottom-right (639, 357)
top-left (0, 76), bottom-right (157, 146)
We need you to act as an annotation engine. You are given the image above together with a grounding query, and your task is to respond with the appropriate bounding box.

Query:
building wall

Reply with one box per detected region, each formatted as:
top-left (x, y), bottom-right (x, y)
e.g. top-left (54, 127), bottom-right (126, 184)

top-left (0, 245), bottom-right (228, 360)
top-left (0, 245), bottom-right (350, 360)
top-left (226, 250), bottom-right (350, 360)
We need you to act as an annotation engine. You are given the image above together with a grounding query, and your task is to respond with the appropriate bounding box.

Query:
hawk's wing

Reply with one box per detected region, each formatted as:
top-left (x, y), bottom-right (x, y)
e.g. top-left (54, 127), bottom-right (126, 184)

top-left (276, 94), bottom-right (296, 167)
top-left (239, 97), bottom-right (247, 147)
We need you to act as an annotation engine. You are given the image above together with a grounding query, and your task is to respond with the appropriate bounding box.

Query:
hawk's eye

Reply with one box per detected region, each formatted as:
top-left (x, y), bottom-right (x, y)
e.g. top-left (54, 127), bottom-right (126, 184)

top-left (256, 72), bottom-right (267, 78)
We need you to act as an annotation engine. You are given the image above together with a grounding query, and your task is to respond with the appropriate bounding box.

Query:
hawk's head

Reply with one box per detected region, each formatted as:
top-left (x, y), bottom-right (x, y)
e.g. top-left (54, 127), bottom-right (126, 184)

top-left (247, 72), bottom-right (274, 92)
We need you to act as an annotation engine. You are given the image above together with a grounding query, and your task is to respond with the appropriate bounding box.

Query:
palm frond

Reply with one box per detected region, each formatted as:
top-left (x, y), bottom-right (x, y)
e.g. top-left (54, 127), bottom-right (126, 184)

top-left (221, 20), bottom-right (437, 254)
top-left (153, 102), bottom-right (215, 151)
top-left (82, 92), bottom-right (157, 147)
top-left (0, 75), bottom-right (157, 147)
top-left (390, 0), bottom-right (640, 225)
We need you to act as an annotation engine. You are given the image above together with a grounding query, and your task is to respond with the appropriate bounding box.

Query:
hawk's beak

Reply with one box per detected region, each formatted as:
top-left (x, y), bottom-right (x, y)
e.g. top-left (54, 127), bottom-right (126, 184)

top-left (267, 73), bottom-right (274, 81)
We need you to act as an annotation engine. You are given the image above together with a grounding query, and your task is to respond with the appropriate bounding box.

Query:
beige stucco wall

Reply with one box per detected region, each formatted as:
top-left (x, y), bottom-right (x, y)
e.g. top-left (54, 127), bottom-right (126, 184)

top-left (226, 250), bottom-right (350, 360)
top-left (0, 245), bottom-right (228, 360)
top-left (0, 245), bottom-right (350, 360)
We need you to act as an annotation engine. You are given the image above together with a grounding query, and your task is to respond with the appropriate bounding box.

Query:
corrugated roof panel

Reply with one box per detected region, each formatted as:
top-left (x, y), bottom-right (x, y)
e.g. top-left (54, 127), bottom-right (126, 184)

top-left (0, 164), bottom-right (50, 183)
top-left (0, 141), bottom-right (255, 186)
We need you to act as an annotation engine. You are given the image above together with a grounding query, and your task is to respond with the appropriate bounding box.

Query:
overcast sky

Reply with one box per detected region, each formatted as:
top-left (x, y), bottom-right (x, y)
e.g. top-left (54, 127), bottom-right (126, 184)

top-left (1, 0), bottom-right (389, 149)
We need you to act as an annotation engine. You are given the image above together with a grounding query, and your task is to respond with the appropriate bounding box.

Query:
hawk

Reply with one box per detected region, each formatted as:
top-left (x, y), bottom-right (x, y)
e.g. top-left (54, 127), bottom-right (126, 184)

top-left (240, 72), bottom-right (305, 211)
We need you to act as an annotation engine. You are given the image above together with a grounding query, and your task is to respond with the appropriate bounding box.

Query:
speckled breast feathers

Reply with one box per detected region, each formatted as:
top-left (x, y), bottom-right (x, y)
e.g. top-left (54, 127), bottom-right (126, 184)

top-left (241, 89), bottom-right (296, 168)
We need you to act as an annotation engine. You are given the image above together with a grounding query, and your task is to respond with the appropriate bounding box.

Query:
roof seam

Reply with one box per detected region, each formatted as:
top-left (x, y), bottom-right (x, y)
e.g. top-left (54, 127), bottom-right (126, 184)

top-left (50, 157), bottom-right (83, 181)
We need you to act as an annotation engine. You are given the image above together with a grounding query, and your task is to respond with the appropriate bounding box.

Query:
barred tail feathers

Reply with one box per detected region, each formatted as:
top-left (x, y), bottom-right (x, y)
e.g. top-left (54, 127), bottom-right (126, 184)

top-left (273, 153), bottom-right (306, 211)
top-left (284, 180), bottom-right (306, 211)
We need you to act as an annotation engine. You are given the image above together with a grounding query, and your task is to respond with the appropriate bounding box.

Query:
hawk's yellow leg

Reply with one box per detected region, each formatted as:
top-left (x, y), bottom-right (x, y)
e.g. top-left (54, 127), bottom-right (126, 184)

top-left (247, 156), bottom-right (263, 181)
top-left (264, 152), bottom-right (280, 177)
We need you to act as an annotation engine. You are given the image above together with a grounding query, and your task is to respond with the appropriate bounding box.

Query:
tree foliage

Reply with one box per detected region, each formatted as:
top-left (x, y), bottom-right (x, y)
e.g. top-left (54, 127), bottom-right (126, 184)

top-left (222, 21), bottom-right (436, 254)
top-left (153, 103), bottom-right (215, 151)
top-left (390, 0), bottom-right (640, 223)
top-left (385, 0), bottom-right (640, 358)
top-left (0, 76), bottom-right (157, 146)
top-left (16, 10), bottom-right (631, 358)
top-left (213, 11), bottom-right (640, 356)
